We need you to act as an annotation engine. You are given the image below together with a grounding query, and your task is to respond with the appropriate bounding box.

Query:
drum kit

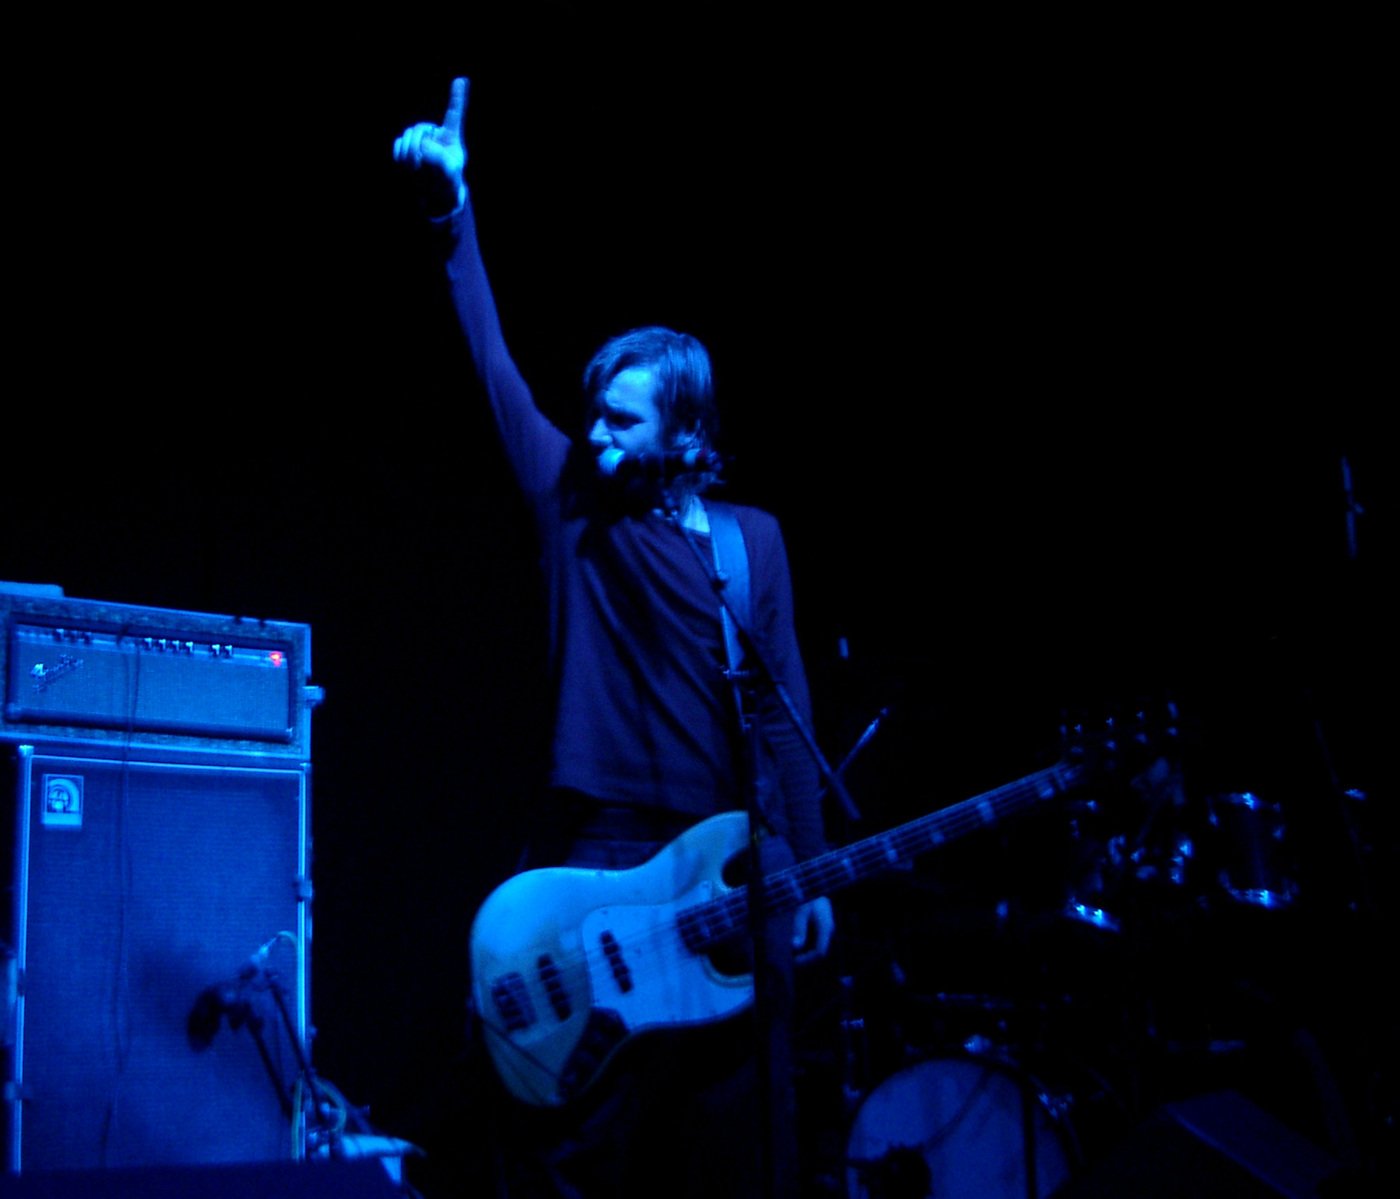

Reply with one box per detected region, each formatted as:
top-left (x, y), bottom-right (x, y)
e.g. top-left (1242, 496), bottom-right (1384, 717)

top-left (824, 766), bottom-right (1305, 1199)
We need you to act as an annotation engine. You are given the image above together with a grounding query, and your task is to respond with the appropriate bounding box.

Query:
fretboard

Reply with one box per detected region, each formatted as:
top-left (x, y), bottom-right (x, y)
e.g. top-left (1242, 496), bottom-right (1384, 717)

top-left (678, 762), bottom-right (1081, 953)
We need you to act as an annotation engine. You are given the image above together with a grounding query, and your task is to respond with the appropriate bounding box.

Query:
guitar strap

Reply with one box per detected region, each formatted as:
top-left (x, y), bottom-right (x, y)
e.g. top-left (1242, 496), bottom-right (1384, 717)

top-left (706, 501), bottom-right (776, 833)
top-left (706, 500), bottom-right (750, 677)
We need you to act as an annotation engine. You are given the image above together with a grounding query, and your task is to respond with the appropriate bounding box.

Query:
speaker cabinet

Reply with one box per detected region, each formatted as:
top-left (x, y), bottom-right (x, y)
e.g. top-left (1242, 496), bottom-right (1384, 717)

top-left (3, 745), bottom-right (311, 1172)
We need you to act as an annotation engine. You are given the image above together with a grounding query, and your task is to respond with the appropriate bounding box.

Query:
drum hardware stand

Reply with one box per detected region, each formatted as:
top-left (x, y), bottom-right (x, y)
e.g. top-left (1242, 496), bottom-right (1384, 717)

top-left (823, 704), bottom-right (890, 824)
top-left (824, 707), bottom-right (898, 1123)
top-left (988, 994), bottom-right (1075, 1199)
top-left (837, 973), bottom-right (871, 1120)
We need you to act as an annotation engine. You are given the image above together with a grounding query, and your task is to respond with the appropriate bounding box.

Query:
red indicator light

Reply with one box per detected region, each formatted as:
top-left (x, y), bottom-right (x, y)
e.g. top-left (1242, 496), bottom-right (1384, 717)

top-left (268, 651), bottom-right (285, 668)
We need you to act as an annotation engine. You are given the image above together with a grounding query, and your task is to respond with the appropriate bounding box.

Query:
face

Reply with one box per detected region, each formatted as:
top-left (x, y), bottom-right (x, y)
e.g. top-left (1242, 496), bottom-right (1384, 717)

top-left (587, 366), bottom-right (667, 464)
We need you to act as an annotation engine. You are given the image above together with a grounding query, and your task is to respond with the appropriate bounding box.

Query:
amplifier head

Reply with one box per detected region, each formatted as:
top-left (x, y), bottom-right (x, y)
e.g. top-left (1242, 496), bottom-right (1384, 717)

top-left (2, 588), bottom-right (319, 759)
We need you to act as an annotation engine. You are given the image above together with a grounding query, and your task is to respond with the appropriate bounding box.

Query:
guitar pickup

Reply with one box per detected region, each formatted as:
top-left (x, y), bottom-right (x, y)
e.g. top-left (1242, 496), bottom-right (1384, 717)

top-left (599, 930), bottom-right (633, 993)
top-left (536, 954), bottom-right (572, 1021)
top-left (489, 972), bottom-right (537, 1032)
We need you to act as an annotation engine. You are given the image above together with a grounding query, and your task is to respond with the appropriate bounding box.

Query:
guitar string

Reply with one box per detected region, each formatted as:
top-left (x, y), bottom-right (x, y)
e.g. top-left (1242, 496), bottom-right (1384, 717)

top-left (479, 765), bottom-right (1083, 1096)
top-left (490, 767), bottom-right (1074, 1044)
top-left (480, 729), bottom-right (1173, 1100)
top-left (678, 766), bottom-right (1076, 948)
top-left (494, 724), bottom-right (1147, 1001)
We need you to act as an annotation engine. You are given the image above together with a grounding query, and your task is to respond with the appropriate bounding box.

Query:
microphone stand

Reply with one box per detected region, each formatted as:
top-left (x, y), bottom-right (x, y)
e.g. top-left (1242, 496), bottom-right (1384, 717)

top-left (209, 965), bottom-right (329, 1157)
top-left (661, 490), bottom-right (863, 826)
top-left (225, 964), bottom-right (395, 1168)
top-left (233, 987), bottom-right (296, 1123)
top-left (258, 967), bottom-right (327, 1154)
top-left (662, 485), bottom-right (862, 1199)
top-left (254, 966), bottom-right (390, 1165)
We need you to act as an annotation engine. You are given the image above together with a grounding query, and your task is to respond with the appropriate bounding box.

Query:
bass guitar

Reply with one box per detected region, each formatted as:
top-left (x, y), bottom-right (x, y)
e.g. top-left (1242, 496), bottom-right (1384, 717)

top-left (469, 745), bottom-right (1132, 1108)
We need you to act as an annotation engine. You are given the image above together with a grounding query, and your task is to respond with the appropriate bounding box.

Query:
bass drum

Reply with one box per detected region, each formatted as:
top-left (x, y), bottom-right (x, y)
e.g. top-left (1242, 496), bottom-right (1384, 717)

top-left (846, 1055), bottom-right (1075, 1199)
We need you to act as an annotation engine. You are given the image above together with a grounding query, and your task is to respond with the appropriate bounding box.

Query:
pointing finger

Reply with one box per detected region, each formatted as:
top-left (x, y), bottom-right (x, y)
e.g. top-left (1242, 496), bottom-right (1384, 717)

top-left (443, 76), bottom-right (469, 137)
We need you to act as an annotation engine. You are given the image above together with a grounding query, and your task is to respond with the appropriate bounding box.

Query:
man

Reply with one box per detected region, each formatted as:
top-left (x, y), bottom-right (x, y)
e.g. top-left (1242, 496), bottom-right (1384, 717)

top-left (394, 77), bottom-right (833, 1198)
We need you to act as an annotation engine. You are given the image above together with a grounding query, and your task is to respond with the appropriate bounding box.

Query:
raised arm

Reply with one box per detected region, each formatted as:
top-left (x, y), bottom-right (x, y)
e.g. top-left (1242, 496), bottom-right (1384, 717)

top-left (392, 78), bottom-right (568, 499)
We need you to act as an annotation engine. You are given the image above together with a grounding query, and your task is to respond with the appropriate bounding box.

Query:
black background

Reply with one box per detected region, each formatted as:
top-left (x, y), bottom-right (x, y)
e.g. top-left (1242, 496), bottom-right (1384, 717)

top-left (7, 12), bottom-right (1392, 1194)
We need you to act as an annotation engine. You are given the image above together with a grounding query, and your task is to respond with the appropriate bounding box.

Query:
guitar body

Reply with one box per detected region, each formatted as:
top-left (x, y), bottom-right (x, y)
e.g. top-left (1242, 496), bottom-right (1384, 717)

top-left (470, 811), bottom-right (756, 1108)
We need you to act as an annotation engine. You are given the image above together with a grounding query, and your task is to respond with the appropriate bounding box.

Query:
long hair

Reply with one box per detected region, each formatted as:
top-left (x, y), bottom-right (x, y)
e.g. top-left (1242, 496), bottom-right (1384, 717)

top-left (582, 326), bottom-right (718, 452)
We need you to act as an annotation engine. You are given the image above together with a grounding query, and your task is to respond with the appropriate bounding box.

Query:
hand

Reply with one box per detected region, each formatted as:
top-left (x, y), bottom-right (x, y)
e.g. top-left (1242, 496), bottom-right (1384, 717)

top-left (792, 896), bottom-right (835, 964)
top-left (392, 77), bottom-right (469, 208)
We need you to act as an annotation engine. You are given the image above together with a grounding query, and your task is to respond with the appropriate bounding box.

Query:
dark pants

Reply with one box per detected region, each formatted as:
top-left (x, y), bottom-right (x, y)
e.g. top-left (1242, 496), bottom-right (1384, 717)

top-left (482, 799), bottom-right (801, 1198)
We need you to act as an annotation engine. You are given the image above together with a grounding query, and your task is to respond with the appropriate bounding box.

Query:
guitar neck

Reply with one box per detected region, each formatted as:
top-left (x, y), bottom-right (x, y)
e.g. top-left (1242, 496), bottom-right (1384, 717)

top-left (679, 762), bottom-right (1082, 953)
